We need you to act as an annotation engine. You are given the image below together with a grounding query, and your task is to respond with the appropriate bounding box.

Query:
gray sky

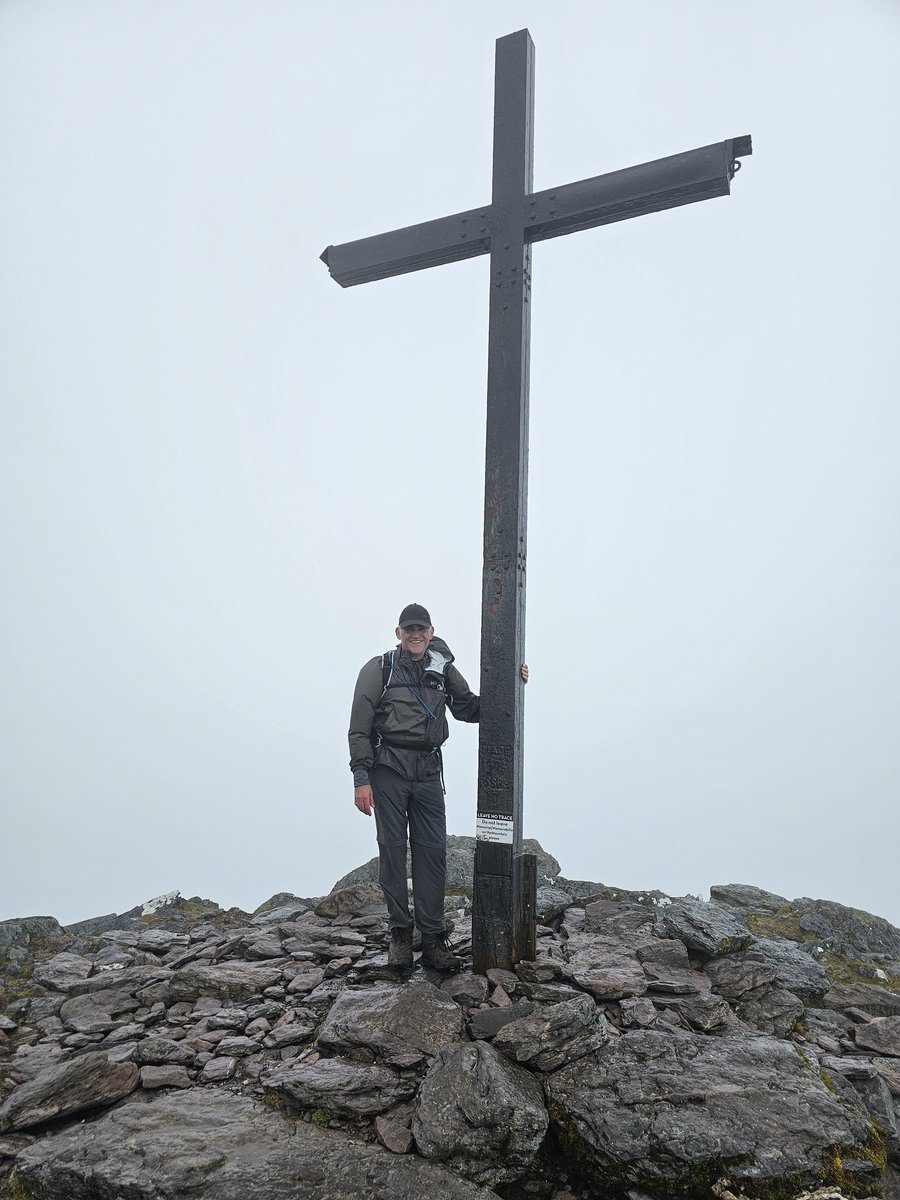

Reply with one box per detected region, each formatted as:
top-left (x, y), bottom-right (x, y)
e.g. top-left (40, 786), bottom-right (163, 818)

top-left (2, 0), bottom-right (898, 928)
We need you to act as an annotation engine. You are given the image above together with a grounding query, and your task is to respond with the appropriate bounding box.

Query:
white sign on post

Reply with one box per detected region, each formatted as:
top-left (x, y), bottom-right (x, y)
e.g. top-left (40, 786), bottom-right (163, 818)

top-left (476, 813), bottom-right (514, 845)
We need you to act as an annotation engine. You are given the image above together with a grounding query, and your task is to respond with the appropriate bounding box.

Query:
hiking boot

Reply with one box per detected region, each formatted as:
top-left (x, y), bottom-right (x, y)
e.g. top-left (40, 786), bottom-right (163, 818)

top-left (388, 927), bottom-right (414, 969)
top-left (420, 932), bottom-right (462, 973)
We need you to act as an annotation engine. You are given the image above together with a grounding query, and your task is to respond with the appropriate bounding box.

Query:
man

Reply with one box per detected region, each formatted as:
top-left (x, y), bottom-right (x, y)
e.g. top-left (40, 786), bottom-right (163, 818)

top-left (349, 603), bottom-right (527, 972)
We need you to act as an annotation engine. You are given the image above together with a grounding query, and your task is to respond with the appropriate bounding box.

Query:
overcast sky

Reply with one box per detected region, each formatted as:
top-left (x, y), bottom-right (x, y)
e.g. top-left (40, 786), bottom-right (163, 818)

top-left (2, 0), bottom-right (898, 929)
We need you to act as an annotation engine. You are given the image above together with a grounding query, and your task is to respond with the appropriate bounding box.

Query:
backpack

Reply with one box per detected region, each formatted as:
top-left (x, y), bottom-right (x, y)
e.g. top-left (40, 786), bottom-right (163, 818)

top-left (380, 649), bottom-right (450, 715)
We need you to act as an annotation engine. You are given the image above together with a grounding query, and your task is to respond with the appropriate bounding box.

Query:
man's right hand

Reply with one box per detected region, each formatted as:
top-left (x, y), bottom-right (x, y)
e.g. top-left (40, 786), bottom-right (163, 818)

top-left (354, 785), bottom-right (374, 816)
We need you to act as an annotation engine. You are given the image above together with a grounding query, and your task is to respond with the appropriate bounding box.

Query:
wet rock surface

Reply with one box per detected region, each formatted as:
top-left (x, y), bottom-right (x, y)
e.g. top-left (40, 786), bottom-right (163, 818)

top-left (546, 1030), bottom-right (873, 1187)
top-left (412, 1040), bottom-right (548, 1185)
top-left (2, 862), bottom-right (900, 1200)
top-left (0, 1053), bottom-right (138, 1131)
top-left (13, 1090), bottom-right (497, 1199)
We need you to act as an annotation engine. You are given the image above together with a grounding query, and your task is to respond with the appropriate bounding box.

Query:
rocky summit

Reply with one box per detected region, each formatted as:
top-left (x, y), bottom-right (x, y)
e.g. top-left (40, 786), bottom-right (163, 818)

top-left (1, 838), bottom-right (899, 1200)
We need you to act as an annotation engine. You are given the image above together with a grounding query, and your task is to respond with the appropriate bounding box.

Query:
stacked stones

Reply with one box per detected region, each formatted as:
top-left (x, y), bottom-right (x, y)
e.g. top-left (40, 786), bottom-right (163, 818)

top-left (1, 863), bottom-right (899, 1200)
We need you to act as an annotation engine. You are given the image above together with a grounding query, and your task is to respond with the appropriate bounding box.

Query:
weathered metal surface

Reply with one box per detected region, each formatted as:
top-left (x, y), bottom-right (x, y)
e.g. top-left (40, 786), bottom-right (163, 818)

top-left (321, 28), bottom-right (752, 973)
top-left (471, 29), bottom-right (534, 973)
top-left (320, 138), bottom-right (752, 288)
top-left (515, 852), bottom-right (538, 964)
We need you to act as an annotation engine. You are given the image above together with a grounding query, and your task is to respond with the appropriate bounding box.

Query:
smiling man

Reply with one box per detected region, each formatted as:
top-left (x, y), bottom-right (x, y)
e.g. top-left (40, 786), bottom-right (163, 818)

top-left (349, 603), bottom-right (527, 972)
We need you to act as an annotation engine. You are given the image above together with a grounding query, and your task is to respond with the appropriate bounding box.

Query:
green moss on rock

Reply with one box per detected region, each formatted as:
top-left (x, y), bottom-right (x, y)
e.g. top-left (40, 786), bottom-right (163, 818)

top-left (543, 1095), bottom-right (887, 1200)
top-left (0, 1168), bottom-right (36, 1200)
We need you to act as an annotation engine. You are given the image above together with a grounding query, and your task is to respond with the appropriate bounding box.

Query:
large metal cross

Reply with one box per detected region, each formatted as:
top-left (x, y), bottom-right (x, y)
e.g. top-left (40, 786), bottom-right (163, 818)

top-left (321, 29), bottom-right (751, 973)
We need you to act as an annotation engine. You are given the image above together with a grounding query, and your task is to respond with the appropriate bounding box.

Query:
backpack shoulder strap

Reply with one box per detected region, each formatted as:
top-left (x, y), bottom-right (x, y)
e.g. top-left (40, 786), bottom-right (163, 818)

top-left (380, 649), bottom-right (395, 696)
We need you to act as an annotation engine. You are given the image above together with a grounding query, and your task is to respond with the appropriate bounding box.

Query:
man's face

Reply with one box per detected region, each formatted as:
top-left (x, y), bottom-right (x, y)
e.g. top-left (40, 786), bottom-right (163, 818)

top-left (396, 624), bottom-right (434, 660)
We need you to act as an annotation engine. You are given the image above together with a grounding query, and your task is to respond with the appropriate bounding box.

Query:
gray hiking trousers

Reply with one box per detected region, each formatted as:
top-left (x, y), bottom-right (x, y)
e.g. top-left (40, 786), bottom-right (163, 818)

top-left (371, 764), bottom-right (446, 933)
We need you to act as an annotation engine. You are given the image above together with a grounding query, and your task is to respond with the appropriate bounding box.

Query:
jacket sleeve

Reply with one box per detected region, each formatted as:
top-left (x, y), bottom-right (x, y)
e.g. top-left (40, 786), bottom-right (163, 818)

top-left (445, 663), bottom-right (480, 723)
top-left (349, 657), bottom-right (384, 786)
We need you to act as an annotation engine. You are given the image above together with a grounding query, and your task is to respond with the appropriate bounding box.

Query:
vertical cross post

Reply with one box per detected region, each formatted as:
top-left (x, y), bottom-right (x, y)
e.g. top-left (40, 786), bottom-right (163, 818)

top-left (472, 30), bottom-right (537, 973)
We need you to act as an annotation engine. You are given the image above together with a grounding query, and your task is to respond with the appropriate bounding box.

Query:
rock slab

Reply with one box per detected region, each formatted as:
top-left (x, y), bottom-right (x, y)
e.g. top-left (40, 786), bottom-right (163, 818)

top-left (546, 1029), bottom-right (875, 1190)
top-left (0, 1053), bottom-right (138, 1132)
top-left (13, 1089), bottom-right (497, 1199)
top-left (413, 1040), bottom-right (548, 1186)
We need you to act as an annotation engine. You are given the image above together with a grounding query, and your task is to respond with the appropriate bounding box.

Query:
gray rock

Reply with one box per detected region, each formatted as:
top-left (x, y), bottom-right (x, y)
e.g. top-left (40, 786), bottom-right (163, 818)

top-left (546, 1030), bottom-right (874, 1190)
top-left (743, 938), bottom-right (829, 1000)
top-left (206, 1008), bottom-right (249, 1030)
top-left (872, 1059), bottom-right (900, 1097)
top-left (515, 956), bottom-right (564, 984)
top-left (266, 1057), bottom-right (416, 1117)
top-left (642, 964), bottom-right (707, 995)
top-left (64, 911), bottom-right (131, 937)
top-left (262, 1023), bottom-right (316, 1050)
top-left (198, 1056), bottom-right (237, 1082)
top-left (493, 994), bottom-right (607, 1072)
top-left (735, 987), bottom-right (804, 1037)
top-left (132, 1037), bottom-right (195, 1066)
top-left (216, 1037), bottom-right (260, 1058)
top-left (855, 1016), bottom-right (900, 1057)
top-left (0, 1052), bottom-right (138, 1132)
top-left (245, 936), bottom-right (284, 959)
top-left (253, 890), bottom-right (310, 913)
top-left (5, 1042), bottom-right (69, 1083)
top-left (66, 964), bottom-right (170, 997)
top-left (517, 981), bottom-right (585, 1004)
top-left (583, 901), bottom-right (657, 941)
top-left (820, 1056), bottom-right (898, 1137)
top-left (635, 938), bottom-right (691, 968)
top-left (287, 967), bottom-right (327, 994)
top-left (559, 880), bottom-right (673, 908)
top-left (561, 935), bottom-right (648, 1000)
top-left (250, 902), bottom-right (310, 925)
top-left (168, 962), bottom-right (283, 1004)
top-left (536, 886), bottom-right (576, 921)
top-left (704, 954), bottom-right (778, 999)
top-left (106, 1042), bottom-right (141, 1064)
top-left (140, 1064), bottom-right (193, 1089)
top-left (136, 929), bottom-right (190, 954)
top-left (486, 967), bottom-right (519, 991)
top-left (412, 1040), bottom-right (548, 1186)
top-left (469, 1001), bottom-right (536, 1040)
top-left (32, 952), bottom-right (93, 991)
top-left (375, 1114), bottom-right (414, 1153)
top-left (824, 982), bottom-right (900, 1018)
top-left (652, 991), bottom-right (732, 1033)
top-left (314, 885), bottom-right (385, 919)
top-left (24, 993), bottom-right (66, 1022)
top-left (14, 1089), bottom-right (498, 1199)
top-left (59, 988), bottom-right (139, 1033)
top-left (440, 972), bottom-right (489, 1006)
top-left (0, 1132), bottom-right (36, 1160)
top-left (0, 916), bottom-right (69, 951)
top-left (662, 899), bottom-right (753, 959)
top-left (793, 899), bottom-right (900, 960)
top-left (710, 883), bottom-right (790, 911)
top-left (317, 981), bottom-right (463, 1065)
top-left (802, 1007), bottom-right (854, 1040)
top-left (318, 943), bottom-right (365, 962)
top-left (302, 979), bottom-right (346, 1014)
top-left (103, 1022), bottom-right (144, 1045)
top-left (619, 997), bottom-right (658, 1029)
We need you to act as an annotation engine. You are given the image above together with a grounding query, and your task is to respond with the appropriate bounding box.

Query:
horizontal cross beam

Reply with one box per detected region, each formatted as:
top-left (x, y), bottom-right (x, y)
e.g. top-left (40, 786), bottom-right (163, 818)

top-left (320, 136), bottom-right (751, 288)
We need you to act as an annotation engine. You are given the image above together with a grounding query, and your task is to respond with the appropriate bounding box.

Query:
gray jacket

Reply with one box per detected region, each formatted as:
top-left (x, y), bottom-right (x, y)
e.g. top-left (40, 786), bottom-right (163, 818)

top-left (348, 636), bottom-right (479, 786)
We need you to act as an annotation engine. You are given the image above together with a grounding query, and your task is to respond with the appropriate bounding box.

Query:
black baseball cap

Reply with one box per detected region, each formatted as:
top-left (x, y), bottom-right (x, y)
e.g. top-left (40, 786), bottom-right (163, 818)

top-left (398, 603), bottom-right (432, 628)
